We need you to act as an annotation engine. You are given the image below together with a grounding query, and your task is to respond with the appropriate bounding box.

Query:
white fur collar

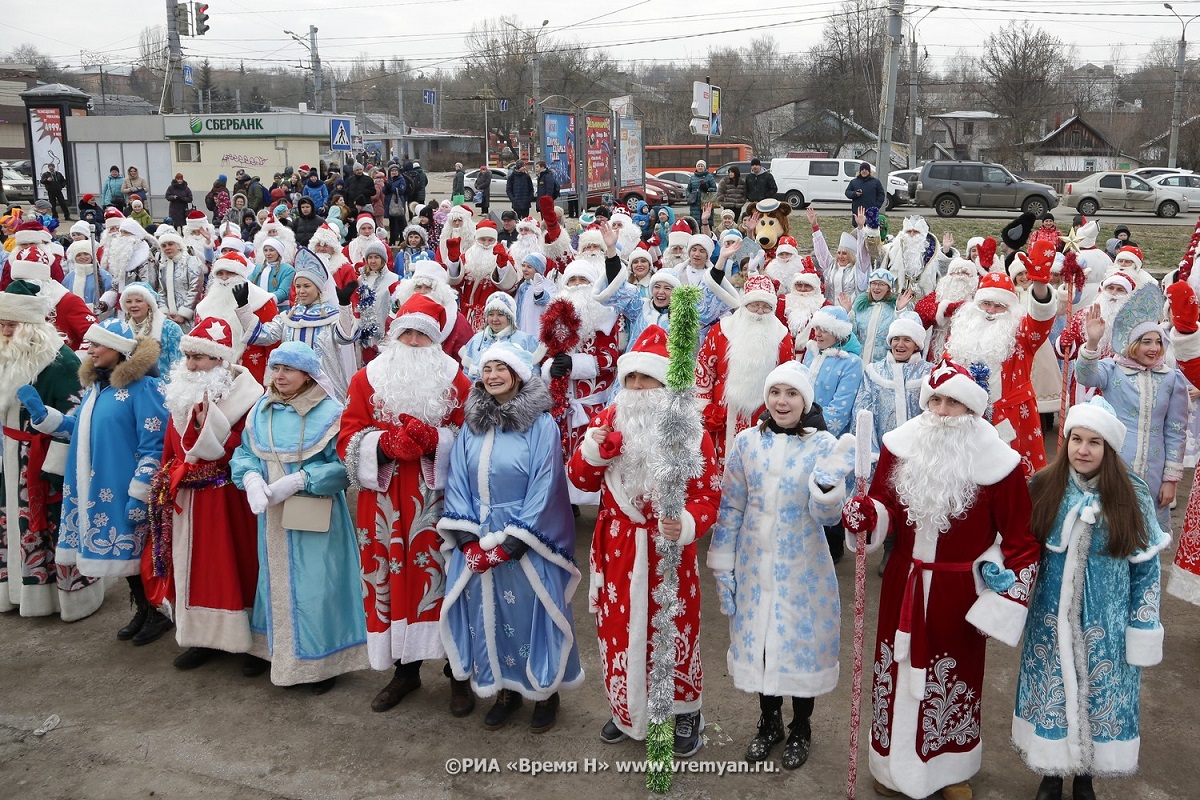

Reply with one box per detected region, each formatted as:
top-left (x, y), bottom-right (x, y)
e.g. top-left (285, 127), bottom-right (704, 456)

top-left (883, 413), bottom-right (1019, 486)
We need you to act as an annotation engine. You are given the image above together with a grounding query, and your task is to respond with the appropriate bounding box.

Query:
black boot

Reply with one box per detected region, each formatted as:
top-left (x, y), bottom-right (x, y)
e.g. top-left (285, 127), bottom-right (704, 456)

top-left (483, 689), bottom-right (523, 730)
top-left (1035, 776), bottom-right (1064, 800)
top-left (825, 524), bottom-right (845, 564)
top-left (745, 708), bottom-right (785, 762)
top-left (117, 576), bottom-right (149, 641)
top-left (781, 721), bottom-right (811, 770)
top-left (1072, 775), bottom-right (1096, 800)
top-left (242, 654), bottom-right (270, 677)
top-left (173, 647), bottom-right (214, 670)
top-left (132, 607), bottom-right (174, 646)
top-left (530, 692), bottom-right (560, 734)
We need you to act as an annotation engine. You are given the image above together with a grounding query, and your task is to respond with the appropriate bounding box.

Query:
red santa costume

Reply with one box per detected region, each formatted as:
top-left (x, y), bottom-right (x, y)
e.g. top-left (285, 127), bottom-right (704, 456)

top-left (945, 253), bottom-right (1057, 478)
top-left (7, 245), bottom-right (96, 351)
top-left (783, 257), bottom-right (829, 340)
top-left (388, 259), bottom-right (473, 363)
top-left (660, 220), bottom-right (692, 272)
top-left (1166, 282), bottom-right (1200, 604)
top-left (566, 326), bottom-right (721, 741)
top-left (538, 196), bottom-right (574, 277)
top-left (1, 222), bottom-right (65, 290)
top-left (150, 317), bottom-right (263, 655)
top-left (764, 235), bottom-right (802, 289)
top-left (914, 257), bottom-right (980, 361)
top-left (695, 275), bottom-right (794, 466)
top-left (843, 356), bottom-right (1041, 800)
top-left (195, 252), bottom-right (280, 385)
top-left (344, 213), bottom-right (385, 267)
top-left (253, 213), bottom-right (296, 265)
top-left (608, 207), bottom-right (642, 259)
top-left (1109, 245), bottom-right (1154, 290)
top-left (506, 215), bottom-right (546, 276)
top-left (182, 210), bottom-right (216, 267)
top-left (446, 220), bottom-right (518, 331)
top-left (437, 205), bottom-right (476, 266)
top-left (1009, 254), bottom-right (1062, 414)
top-left (337, 295), bottom-right (471, 673)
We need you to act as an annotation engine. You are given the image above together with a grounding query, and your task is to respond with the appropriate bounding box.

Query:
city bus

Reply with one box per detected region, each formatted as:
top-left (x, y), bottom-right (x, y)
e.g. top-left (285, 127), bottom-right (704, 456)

top-left (645, 143), bottom-right (754, 176)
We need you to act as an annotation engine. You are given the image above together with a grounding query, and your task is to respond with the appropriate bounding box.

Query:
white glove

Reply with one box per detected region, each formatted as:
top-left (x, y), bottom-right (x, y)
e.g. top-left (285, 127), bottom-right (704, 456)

top-left (266, 471), bottom-right (307, 505)
top-left (532, 273), bottom-right (548, 295)
top-left (244, 472), bottom-right (272, 514)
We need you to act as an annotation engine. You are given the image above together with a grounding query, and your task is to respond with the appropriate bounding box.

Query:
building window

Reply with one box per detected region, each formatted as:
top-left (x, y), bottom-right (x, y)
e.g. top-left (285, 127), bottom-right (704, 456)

top-left (930, 129), bottom-right (947, 144)
top-left (175, 140), bottom-right (201, 162)
top-left (1084, 158), bottom-right (1098, 172)
top-left (962, 121), bottom-right (975, 136)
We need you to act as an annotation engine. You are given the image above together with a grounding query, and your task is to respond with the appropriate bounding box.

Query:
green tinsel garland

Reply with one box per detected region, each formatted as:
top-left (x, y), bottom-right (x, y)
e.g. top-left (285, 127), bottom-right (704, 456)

top-left (645, 285), bottom-right (703, 793)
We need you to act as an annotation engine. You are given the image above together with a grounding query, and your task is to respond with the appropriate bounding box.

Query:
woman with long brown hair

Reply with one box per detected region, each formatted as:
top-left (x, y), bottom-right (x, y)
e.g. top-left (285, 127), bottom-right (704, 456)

top-left (1013, 396), bottom-right (1169, 800)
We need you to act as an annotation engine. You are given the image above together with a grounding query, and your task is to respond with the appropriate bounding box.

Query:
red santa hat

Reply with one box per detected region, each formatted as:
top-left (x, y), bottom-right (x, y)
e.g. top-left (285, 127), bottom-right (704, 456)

top-left (9, 245), bottom-right (52, 282)
top-left (308, 223), bottom-right (342, 252)
top-left (617, 324), bottom-right (670, 386)
top-left (1114, 245), bottom-right (1144, 270)
top-left (775, 236), bottom-right (799, 257)
top-left (974, 272), bottom-right (1019, 309)
top-left (356, 213), bottom-right (375, 232)
top-left (391, 293), bottom-right (448, 343)
top-left (742, 274), bottom-right (778, 307)
top-left (14, 221), bottom-right (51, 248)
top-left (180, 316), bottom-right (238, 362)
top-left (212, 251), bottom-right (250, 277)
top-left (792, 263), bottom-right (823, 291)
top-left (104, 207), bottom-right (126, 228)
top-left (1100, 271), bottom-right (1136, 294)
top-left (184, 209), bottom-right (208, 232)
top-left (667, 219), bottom-right (692, 250)
top-left (920, 355), bottom-right (988, 416)
top-left (577, 226), bottom-right (604, 251)
top-left (475, 219), bottom-right (498, 240)
top-left (762, 360), bottom-right (814, 412)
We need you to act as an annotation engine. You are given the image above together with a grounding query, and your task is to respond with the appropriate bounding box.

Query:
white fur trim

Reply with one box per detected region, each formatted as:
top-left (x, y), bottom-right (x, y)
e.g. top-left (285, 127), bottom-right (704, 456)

top-left (808, 473), bottom-right (846, 507)
top-left (884, 414), bottom-right (1019, 486)
top-left (1174, 328), bottom-right (1200, 363)
top-left (31, 407), bottom-right (66, 435)
top-left (1124, 625), bottom-right (1163, 667)
top-left (965, 589), bottom-right (1027, 647)
top-left (810, 309), bottom-right (852, 341)
top-left (701, 268), bottom-right (741, 309)
top-left (617, 350), bottom-right (668, 386)
top-left (887, 316), bottom-right (927, 350)
top-left (918, 372), bottom-right (988, 417)
top-left (578, 430), bottom-right (613, 467)
top-left (84, 324), bottom-right (137, 355)
top-left (1064, 403), bottom-right (1127, 453)
top-left (675, 510), bottom-right (697, 547)
top-left (420, 426), bottom-right (456, 491)
top-left (974, 286), bottom-right (1019, 308)
top-left (356, 430), bottom-right (394, 493)
top-left (127, 477), bottom-right (151, 503)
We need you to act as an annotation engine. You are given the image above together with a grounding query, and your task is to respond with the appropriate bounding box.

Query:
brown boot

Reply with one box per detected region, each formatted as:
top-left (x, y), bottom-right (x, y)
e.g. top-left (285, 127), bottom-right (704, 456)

top-left (371, 669), bottom-right (422, 712)
top-left (941, 781), bottom-right (973, 800)
top-left (449, 677), bottom-right (475, 717)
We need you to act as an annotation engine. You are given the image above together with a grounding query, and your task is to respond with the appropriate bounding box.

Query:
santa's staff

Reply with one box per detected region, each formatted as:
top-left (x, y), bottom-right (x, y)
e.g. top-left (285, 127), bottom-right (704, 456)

top-left (1054, 248), bottom-right (1087, 448)
top-left (645, 284), bottom-right (703, 793)
top-left (538, 297), bottom-right (581, 455)
top-left (846, 408), bottom-right (873, 799)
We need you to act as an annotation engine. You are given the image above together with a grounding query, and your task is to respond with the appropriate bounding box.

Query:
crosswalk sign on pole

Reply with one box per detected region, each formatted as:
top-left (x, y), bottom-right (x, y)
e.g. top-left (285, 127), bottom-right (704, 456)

top-left (330, 118), bottom-right (352, 151)
top-left (182, 65), bottom-right (194, 87)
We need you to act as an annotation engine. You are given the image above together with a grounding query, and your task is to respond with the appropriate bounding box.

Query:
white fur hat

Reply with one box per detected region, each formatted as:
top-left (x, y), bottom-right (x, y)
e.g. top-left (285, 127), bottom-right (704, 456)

top-left (920, 355), bottom-right (988, 416)
top-left (649, 269), bottom-right (680, 289)
top-left (1064, 395), bottom-right (1127, 453)
top-left (411, 258), bottom-right (449, 286)
top-left (578, 227), bottom-right (604, 251)
top-left (219, 235), bottom-right (244, 253)
top-left (483, 291), bottom-right (517, 323)
top-left (762, 360), bottom-right (814, 412)
top-left (946, 257), bottom-right (979, 277)
top-left (887, 312), bottom-right (927, 350)
top-left (562, 260), bottom-right (599, 285)
top-left (687, 233), bottom-right (714, 256)
top-left (157, 230), bottom-right (185, 248)
top-left (667, 222), bottom-right (692, 250)
top-left (837, 231), bottom-right (857, 254)
top-left (810, 307), bottom-right (853, 342)
top-left (67, 239), bottom-right (95, 264)
top-left (478, 341), bottom-right (533, 383)
top-left (70, 220), bottom-right (93, 239)
top-left (119, 218), bottom-right (144, 237)
top-left (965, 236), bottom-right (985, 255)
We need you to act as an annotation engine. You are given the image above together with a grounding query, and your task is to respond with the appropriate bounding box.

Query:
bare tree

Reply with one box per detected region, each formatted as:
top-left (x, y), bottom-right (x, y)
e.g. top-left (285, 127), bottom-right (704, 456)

top-left (6, 43), bottom-right (65, 83)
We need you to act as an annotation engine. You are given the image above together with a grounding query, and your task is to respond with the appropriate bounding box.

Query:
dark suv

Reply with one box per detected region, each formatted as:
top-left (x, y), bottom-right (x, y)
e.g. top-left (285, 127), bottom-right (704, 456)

top-left (916, 160), bottom-right (1059, 217)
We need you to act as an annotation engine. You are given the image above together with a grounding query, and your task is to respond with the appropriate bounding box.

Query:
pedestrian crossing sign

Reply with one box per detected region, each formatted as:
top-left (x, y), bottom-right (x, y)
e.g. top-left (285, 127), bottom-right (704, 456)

top-left (330, 118), bottom-right (352, 151)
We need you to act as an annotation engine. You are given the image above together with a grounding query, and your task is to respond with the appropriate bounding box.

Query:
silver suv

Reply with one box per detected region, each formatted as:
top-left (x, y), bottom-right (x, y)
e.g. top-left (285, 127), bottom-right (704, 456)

top-left (916, 161), bottom-right (1058, 217)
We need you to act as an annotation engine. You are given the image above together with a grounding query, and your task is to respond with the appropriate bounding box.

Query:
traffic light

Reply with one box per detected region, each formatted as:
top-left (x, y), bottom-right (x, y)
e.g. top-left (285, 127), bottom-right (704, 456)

top-left (174, 1), bottom-right (191, 37)
top-left (193, 2), bottom-right (210, 36)
top-left (528, 96), bottom-right (535, 114)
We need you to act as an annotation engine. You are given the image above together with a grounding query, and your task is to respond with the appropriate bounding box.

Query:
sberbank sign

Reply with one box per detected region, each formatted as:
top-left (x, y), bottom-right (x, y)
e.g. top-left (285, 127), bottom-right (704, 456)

top-left (189, 116), bottom-right (266, 134)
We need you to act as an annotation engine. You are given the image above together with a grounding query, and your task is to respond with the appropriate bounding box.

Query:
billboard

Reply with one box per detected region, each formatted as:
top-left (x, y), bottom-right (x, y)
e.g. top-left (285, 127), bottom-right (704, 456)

top-left (585, 114), bottom-right (613, 190)
top-left (29, 108), bottom-right (65, 201)
top-left (542, 112), bottom-right (576, 198)
top-left (618, 118), bottom-right (644, 190)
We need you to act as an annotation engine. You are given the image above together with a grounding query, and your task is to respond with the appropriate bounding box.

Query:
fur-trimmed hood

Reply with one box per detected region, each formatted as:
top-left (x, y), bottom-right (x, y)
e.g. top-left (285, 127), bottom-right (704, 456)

top-left (79, 337), bottom-right (161, 389)
top-left (464, 375), bottom-right (551, 434)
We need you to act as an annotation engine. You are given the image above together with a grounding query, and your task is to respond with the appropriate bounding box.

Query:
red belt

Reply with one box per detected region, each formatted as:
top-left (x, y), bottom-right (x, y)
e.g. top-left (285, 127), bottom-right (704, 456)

top-left (2, 425), bottom-right (58, 533)
top-left (898, 558), bottom-right (975, 670)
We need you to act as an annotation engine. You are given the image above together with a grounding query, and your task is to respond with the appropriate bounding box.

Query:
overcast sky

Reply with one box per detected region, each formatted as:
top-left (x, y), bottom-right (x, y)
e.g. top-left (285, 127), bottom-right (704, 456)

top-left (6, 0), bottom-right (1197, 77)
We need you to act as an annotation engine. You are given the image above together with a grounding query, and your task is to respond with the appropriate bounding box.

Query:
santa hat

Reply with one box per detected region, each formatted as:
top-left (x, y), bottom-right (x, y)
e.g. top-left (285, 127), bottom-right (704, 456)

top-left (157, 230), bottom-right (184, 248)
top-left (577, 226), bottom-right (604, 251)
top-left (868, 267), bottom-right (896, 288)
top-left (185, 210), bottom-right (208, 232)
top-left (483, 291), bottom-right (517, 324)
top-left (792, 265), bottom-right (822, 291)
top-left (516, 216), bottom-right (540, 234)
top-left (0, 282), bottom-right (50, 325)
top-left (562, 260), bottom-right (599, 286)
top-left (14, 221), bottom-right (51, 247)
top-left (687, 233), bottom-right (714, 256)
top-left (180, 316), bottom-right (237, 362)
top-left (391, 293), bottom-right (448, 343)
top-left (1114, 245), bottom-right (1144, 270)
top-left (475, 219), bottom-right (498, 239)
top-left (1000, 213), bottom-right (1036, 250)
top-left (1101, 271), bottom-right (1136, 294)
top-left (837, 231), bottom-right (858, 254)
top-left (219, 235), bottom-right (245, 253)
top-left (520, 252), bottom-right (547, 275)
top-left (811, 307), bottom-right (853, 342)
top-left (920, 355), bottom-right (988, 416)
top-left (212, 251), bottom-right (250, 278)
top-left (762, 360), bottom-right (814, 412)
top-left (104, 207), bottom-right (125, 228)
top-left (617, 324), bottom-right (670, 386)
top-left (1075, 219), bottom-right (1099, 249)
top-left (610, 207), bottom-right (632, 223)
top-left (69, 220), bottom-right (93, 239)
top-left (742, 274), bottom-right (778, 307)
top-left (887, 312), bottom-right (927, 350)
top-left (629, 242), bottom-right (654, 266)
top-left (308, 223), bottom-right (342, 252)
top-left (667, 220), bottom-right (692, 250)
top-left (119, 218), bottom-right (145, 237)
top-left (67, 239), bottom-right (95, 264)
top-left (447, 204), bottom-right (474, 223)
top-left (412, 259), bottom-right (450, 286)
top-left (775, 236), bottom-right (799, 257)
top-left (1063, 395), bottom-right (1127, 453)
top-left (85, 316), bottom-right (138, 356)
top-left (974, 272), bottom-right (1019, 309)
top-left (9, 245), bottom-right (52, 282)
top-left (649, 269), bottom-right (681, 289)
top-left (477, 341), bottom-right (534, 383)
top-left (356, 213), bottom-right (375, 232)
top-left (362, 238), bottom-right (389, 263)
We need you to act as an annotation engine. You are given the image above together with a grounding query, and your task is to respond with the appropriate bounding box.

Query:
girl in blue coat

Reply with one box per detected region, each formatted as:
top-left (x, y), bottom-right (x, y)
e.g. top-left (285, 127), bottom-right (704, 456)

top-left (120, 282), bottom-right (183, 381)
top-left (847, 268), bottom-right (911, 365)
top-left (248, 236), bottom-right (296, 312)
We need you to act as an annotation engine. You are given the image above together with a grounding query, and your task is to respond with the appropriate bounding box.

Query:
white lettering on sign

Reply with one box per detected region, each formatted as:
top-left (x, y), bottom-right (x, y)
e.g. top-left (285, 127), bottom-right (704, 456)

top-left (221, 153), bottom-right (269, 166)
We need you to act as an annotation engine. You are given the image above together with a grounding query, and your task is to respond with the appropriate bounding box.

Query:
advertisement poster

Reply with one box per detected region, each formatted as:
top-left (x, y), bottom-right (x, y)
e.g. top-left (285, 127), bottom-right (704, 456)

top-left (585, 114), bottom-right (612, 190)
top-left (542, 112), bottom-right (576, 198)
top-left (28, 107), bottom-right (65, 201)
top-left (618, 118), bottom-right (643, 190)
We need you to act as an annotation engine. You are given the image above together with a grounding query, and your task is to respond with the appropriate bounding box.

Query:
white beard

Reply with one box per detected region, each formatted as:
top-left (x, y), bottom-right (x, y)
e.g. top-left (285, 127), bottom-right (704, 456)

top-left (947, 303), bottom-right (1021, 397)
top-left (936, 272), bottom-right (977, 306)
top-left (0, 324), bottom-right (63, 417)
top-left (785, 293), bottom-right (825, 338)
top-left (183, 232), bottom-right (212, 261)
top-left (195, 277), bottom-right (246, 338)
top-left (561, 283), bottom-right (615, 335)
top-left (462, 244), bottom-right (500, 282)
top-left (439, 218), bottom-right (476, 261)
top-left (164, 362), bottom-right (235, 429)
top-left (544, 228), bottom-right (572, 263)
top-left (371, 342), bottom-right (455, 426)
top-left (766, 256), bottom-right (798, 288)
top-left (1095, 292), bottom-right (1128, 354)
top-left (508, 231), bottom-right (544, 269)
top-left (892, 233), bottom-right (929, 278)
top-left (722, 310), bottom-right (787, 416)
top-left (102, 234), bottom-right (139, 274)
top-left (661, 248), bottom-right (686, 271)
top-left (254, 225), bottom-right (296, 263)
top-left (613, 387), bottom-right (670, 502)
top-left (613, 222), bottom-right (641, 257)
top-left (347, 233), bottom-right (378, 266)
top-left (317, 250), bottom-right (348, 277)
top-left (892, 413), bottom-right (981, 540)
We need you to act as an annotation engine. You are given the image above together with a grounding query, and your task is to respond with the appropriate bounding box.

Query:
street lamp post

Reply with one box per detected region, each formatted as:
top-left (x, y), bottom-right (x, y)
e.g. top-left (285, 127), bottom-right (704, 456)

top-left (1165, 3), bottom-right (1200, 168)
top-left (904, 6), bottom-right (938, 169)
top-left (503, 19), bottom-right (549, 161)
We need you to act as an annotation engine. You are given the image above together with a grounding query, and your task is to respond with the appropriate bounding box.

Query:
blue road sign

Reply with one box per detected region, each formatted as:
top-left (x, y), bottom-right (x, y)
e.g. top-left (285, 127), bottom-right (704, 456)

top-left (330, 118), bottom-right (352, 151)
top-left (423, 89), bottom-right (436, 105)
top-left (182, 65), bottom-right (194, 87)
top-left (499, 98), bottom-right (510, 112)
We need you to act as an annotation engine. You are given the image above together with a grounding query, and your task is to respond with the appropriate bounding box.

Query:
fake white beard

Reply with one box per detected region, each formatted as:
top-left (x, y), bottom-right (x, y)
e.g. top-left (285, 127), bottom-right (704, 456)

top-left (440, 219), bottom-right (476, 257)
top-left (0, 324), bottom-right (64, 417)
top-left (164, 362), bottom-right (235, 427)
top-left (561, 283), bottom-right (614, 334)
top-left (1096, 292), bottom-right (1129, 353)
top-left (613, 387), bottom-right (670, 501)
top-left (348, 233), bottom-right (377, 265)
top-left (371, 342), bottom-right (455, 426)
top-left (393, 279), bottom-right (458, 310)
top-left (722, 309), bottom-right (786, 416)
top-left (661, 248), bottom-right (686, 271)
top-left (545, 228), bottom-right (571, 262)
top-left (463, 243), bottom-right (500, 282)
top-left (892, 413), bottom-right (981, 540)
top-left (613, 222), bottom-right (641, 256)
top-left (785, 292), bottom-right (825, 335)
top-left (101, 234), bottom-right (139, 273)
top-left (195, 277), bottom-right (246, 331)
top-left (508, 231), bottom-right (544, 269)
top-left (182, 233), bottom-right (211, 258)
top-left (936, 272), bottom-right (977, 306)
top-left (948, 302), bottom-right (1021, 382)
top-left (317, 250), bottom-right (348, 275)
top-left (892, 233), bottom-right (928, 278)
top-left (766, 256), bottom-right (798, 287)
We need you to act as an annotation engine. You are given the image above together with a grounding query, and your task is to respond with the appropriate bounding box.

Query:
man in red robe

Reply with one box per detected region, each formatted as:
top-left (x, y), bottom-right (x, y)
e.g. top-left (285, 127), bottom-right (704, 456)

top-left (149, 317), bottom-right (264, 672)
top-left (843, 356), bottom-right (1041, 800)
top-left (338, 294), bottom-right (474, 715)
top-left (196, 252), bottom-right (279, 385)
top-left (567, 325), bottom-right (721, 758)
top-left (913, 257), bottom-right (979, 361)
top-left (945, 241), bottom-right (1057, 478)
top-left (6, 245), bottom-right (95, 351)
top-left (445, 219), bottom-right (518, 331)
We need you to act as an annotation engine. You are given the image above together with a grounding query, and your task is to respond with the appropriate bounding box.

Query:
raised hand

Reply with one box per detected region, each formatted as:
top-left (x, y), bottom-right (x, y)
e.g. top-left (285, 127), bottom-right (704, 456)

top-left (806, 206), bottom-right (818, 227)
top-left (896, 289), bottom-right (913, 312)
top-left (1084, 302), bottom-right (1105, 347)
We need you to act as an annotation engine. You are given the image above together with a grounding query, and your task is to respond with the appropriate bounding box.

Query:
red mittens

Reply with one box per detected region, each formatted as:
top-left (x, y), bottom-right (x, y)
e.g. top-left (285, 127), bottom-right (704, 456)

top-left (598, 430), bottom-right (624, 460)
top-left (462, 542), bottom-right (489, 574)
top-left (445, 237), bottom-right (462, 263)
top-left (380, 416), bottom-right (439, 461)
top-left (1167, 280), bottom-right (1199, 334)
top-left (842, 495), bottom-right (878, 535)
top-left (492, 243), bottom-right (512, 266)
top-left (398, 414), bottom-right (438, 455)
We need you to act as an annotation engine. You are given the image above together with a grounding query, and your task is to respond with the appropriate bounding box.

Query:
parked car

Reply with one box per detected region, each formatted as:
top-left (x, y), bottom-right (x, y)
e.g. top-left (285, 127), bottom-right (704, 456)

top-left (463, 167), bottom-right (510, 199)
top-left (617, 183), bottom-right (664, 212)
top-left (653, 170), bottom-right (697, 186)
top-left (890, 169), bottom-right (920, 204)
top-left (2, 167), bottom-right (34, 202)
top-left (1, 160), bottom-right (32, 180)
top-left (645, 173), bottom-right (686, 204)
top-left (1151, 173), bottom-right (1200, 209)
top-left (1063, 171), bottom-right (1187, 218)
top-left (771, 157), bottom-right (908, 210)
top-left (1129, 166), bottom-right (1194, 181)
top-left (915, 160), bottom-right (1058, 217)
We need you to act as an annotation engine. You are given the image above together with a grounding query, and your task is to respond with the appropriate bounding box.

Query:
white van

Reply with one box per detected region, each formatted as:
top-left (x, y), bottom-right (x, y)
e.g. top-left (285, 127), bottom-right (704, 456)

top-left (770, 158), bottom-right (908, 210)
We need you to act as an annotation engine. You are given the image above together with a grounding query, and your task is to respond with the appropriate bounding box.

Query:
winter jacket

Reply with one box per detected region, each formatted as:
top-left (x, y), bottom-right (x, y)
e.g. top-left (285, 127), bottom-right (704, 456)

top-left (130, 208), bottom-right (153, 229)
top-left (302, 177), bottom-right (329, 211)
top-left (715, 176), bottom-right (747, 209)
top-left (292, 199), bottom-right (324, 247)
top-left (246, 179), bottom-right (266, 211)
top-left (122, 174), bottom-right (149, 200)
top-left (343, 173), bottom-right (376, 210)
top-left (744, 170), bottom-right (778, 203)
top-left (506, 170), bottom-right (535, 210)
top-left (101, 176), bottom-right (125, 208)
top-left (845, 174), bottom-right (885, 214)
top-left (686, 169), bottom-right (717, 218)
top-left (536, 168), bottom-right (560, 199)
top-left (41, 169), bottom-right (67, 195)
top-left (383, 173), bottom-right (408, 217)
top-left (410, 166), bottom-right (428, 203)
top-left (164, 180), bottom-right (193, 226)
top-left (452, 168), bottom-right (466, 196)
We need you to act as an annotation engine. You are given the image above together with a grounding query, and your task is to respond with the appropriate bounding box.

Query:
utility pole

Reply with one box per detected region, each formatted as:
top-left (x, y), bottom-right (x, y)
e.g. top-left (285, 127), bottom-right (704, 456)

top-left (331, 85), bottom-right (338, 114)
top-left (908, 35), bottom-right (919, 169)
top-left (705, 73), bottom-right (711, 167)
top-left (875, 0), bottom-right (904, 187)
top-left (1165, 4), bottom-right (1199, 168)
top-left (397, 88), bottom-right (406, 160)
top-left (309, 26), bottom-right (323, 113)
top-left (166, 0), bottom-right (184, 113)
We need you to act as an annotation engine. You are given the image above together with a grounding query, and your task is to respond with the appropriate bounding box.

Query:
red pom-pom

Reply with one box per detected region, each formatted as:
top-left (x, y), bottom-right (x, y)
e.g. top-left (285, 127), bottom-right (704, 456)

top-left (1059, 250), bottom-right (1087, 293)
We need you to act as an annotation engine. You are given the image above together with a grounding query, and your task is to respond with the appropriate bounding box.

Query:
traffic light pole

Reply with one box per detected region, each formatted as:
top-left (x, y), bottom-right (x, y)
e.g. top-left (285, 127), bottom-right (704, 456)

top-left (166, 0), bottom-right (184, 113)
top-left (310, 26), bottom-right (323, 113)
